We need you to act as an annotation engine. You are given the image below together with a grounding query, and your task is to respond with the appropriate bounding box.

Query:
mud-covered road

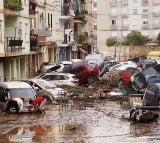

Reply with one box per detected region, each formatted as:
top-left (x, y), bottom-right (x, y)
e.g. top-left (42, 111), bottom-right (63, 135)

top-left (0, 99), bottom-right (160, 143)
top-left (0, 84), bottom-right (160, 143)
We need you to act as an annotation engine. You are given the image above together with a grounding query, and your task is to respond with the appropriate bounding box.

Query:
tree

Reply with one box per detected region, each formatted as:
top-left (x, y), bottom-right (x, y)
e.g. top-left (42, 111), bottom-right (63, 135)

top-left (124, 30), bottom-right (149, 46)
top-left (106, 38), bottom-right (117, 46)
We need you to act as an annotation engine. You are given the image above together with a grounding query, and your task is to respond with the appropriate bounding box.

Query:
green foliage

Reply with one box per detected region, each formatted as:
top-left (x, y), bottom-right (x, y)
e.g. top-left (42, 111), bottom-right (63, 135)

top-left (106, 38), bottom-right (117, 46)
top-left (5, 0), bottom-right (22, 10)
top-left (124, 30), bottom-right (148, 46)
top-left (77, 32), bottom-right (88, 43)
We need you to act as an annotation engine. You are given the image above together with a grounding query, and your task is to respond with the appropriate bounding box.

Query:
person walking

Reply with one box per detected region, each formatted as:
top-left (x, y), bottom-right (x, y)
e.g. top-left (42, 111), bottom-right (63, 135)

top-left (29, 96), bottom-right (47, 114)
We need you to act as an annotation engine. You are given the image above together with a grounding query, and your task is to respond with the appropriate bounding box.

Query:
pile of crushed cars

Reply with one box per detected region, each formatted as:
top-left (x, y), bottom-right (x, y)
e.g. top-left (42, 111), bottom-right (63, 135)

top-left (100, 55), bottom-right (160, 123)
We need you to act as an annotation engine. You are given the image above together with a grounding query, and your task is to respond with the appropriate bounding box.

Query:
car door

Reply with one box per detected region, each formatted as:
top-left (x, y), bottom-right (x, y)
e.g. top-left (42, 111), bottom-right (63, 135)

top-left (41, 75), bottom-right (58, 86)
top-left (121, 67), bottom-right (139, 85)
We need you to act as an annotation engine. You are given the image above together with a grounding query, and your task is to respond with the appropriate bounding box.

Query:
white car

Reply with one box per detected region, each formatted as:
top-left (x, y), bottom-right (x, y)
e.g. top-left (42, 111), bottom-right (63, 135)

top-left (40, 62), bottom-right (57, 73)
top-left (0, 81), bottom-right (36, 113)
top-left (19, 79), bottom-right (67, 102)
top-left (108, 61), bottom-right (137, 72)
top-left (36, 72), bottom-right (79, 87)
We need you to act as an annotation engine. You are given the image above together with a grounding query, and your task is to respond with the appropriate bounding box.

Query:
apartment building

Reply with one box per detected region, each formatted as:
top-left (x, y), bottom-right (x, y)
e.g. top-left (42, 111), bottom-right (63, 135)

top-left (56, 0), bottom-right (94, 61)
top-left (0, 0), bottom-right (30, 81)
top-left (0, 0), bottom-right (93, 81)
top-left (97, 0), bottom-right (160, 56)
top-left (29, 0), bottom-right (55, 77)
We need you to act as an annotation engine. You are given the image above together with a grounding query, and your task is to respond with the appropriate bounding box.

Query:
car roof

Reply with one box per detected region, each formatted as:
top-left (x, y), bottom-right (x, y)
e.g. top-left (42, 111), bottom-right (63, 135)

top-left (0, 81), bottom-right (32, 89)
top-left (27, 78), bottom-right (57, 88)
top-left (46, 72), bottom-right (75, 76)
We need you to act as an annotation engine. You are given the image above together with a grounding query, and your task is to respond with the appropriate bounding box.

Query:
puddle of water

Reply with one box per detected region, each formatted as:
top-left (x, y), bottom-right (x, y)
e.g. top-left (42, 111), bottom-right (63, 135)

top-left (0, 101), bottom-right (160, 143)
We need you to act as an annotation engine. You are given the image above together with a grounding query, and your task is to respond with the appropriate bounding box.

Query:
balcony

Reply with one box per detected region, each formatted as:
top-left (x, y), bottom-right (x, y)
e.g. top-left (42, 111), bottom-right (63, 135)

top-left (29, 0), bottom-right (37, 15)
top-left (110, 13), bottom-right (118, 18)
top-left (122, 0), bottom-right (128, 5)
top-left (4, 0), bottom-right (23, 11)
top-left (33, 28), bottom-right (51, 37)
top-left (153, 12), bottom-right (160, 17)
top-left (142, 24), bottom-right (149, 29)
top-left (5, 37), bottom-right (24, 54)
top-left (122, 24), bottom-right (129, 30)
top-left (142, 12), bottom-right (149, 17)
top-left (153, 24), bottom-right (160, 29)
top-left (30, 29), bottom-right (51, 45)
top-left (110, 1), bottom-right (117, 7)
top-left (153, 0), bottom-right (160, 5)
top-left (142, 0), bottom-right (149, 5)
top-left (122, 14), bottom-right (128, 18)
top-left (110, 25), bottom-right (118, 30)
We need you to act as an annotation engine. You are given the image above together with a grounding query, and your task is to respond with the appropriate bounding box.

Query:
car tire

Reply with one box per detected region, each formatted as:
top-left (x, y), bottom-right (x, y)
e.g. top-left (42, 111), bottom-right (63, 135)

top-left (87, 76), bottom-right (96, 84)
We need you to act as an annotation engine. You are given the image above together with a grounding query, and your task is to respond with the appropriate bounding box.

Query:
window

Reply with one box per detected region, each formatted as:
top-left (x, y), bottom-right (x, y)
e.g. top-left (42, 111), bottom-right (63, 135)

top-left (93, 2), bottom-right (97, 7)
top-left (133, 8), bottom-right (138, 14)
top-left (143, 19), bottom-right (148, 24)
top-left (133, 0), bottom-right (137, 2)
top-left (112, 20), bottom-right (116, 25)
top-left (143, 8), bottom-right (148, 13)
top-left (154, 0), bottom-right (160, 4)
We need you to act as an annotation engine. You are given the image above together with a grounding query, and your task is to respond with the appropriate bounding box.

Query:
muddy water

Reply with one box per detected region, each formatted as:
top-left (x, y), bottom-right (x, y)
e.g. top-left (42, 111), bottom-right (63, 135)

top-left (0, 100), bottom-right (160, 143)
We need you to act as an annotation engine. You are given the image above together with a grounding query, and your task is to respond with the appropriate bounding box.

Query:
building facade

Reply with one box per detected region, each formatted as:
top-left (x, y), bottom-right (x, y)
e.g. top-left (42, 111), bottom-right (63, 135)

top-left (97, 0), bottom-right (160, 56)
top-left (0, 0), bottom-right (94, 81)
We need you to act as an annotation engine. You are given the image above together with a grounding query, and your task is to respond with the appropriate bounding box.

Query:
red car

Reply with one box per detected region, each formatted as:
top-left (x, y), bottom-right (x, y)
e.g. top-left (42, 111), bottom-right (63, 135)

top-left (109, 67), bottom-right (140, 87)
top-left (62, 61), bottom-right (99, 84)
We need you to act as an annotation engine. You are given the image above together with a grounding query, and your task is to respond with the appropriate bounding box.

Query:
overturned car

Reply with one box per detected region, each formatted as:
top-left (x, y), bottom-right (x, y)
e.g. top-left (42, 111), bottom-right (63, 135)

top-left (129, 82), bottom-right (160, 123)
top-left (130, 64), bottom-right (160, 93)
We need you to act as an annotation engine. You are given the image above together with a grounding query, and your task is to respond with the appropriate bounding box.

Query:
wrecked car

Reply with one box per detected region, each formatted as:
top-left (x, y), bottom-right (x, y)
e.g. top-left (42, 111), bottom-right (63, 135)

top-left (130, 64), bottom-right (160, 93)
top-left (108, 66), bottom-right (140, 88)
top-left (129, 82), bottom-right (160, 123)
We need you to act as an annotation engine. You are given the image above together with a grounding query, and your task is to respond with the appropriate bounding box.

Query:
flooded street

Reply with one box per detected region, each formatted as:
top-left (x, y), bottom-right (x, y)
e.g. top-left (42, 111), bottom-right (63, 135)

top-left (0, 99), bottom-right (160, 143)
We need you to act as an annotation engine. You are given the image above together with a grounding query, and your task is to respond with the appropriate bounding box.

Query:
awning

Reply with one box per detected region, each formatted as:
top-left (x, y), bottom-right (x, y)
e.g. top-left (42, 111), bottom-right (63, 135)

top-left (59, 16), bottom-right (73, 20)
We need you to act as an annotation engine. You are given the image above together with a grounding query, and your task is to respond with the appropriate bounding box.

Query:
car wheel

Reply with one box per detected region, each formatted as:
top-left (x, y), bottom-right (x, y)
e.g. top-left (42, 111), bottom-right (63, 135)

top-left (87, 76), bottom-right (96, 84)
top-left (118, 79), bottom-right (124, 88)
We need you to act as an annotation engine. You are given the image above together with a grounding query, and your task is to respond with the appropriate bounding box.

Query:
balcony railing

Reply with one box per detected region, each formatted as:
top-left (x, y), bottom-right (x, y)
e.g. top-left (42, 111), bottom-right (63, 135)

top-left (32, 28), bottom-right (51, 37)
top-left (5, 37), bottom-right (23, 53)
top-left (122, 24), bottom-right (129, 30)
top-left (142, 24), bottom-right (149, 29)
top-left (110, 1), bottom-right (117, 6)
top-left (153, 0), bottom-right (160, 5)
top-left (4, 0), bottom-right (23, 11)
top-left (110, 25), bottom-right (118, 30)
top-left (153, 12), bottom-right (160, 17)
top-left (154, 24), bottom-right (160, 29)
top-left (122, 0), bottom-right (128, 5)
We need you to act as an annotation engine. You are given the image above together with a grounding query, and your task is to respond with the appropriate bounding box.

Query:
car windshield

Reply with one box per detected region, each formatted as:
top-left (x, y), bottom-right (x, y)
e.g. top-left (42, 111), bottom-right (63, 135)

top-left (10, 88), bottom-right (34, 99)
top-left (143, 64), bottom-right (160, 79)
